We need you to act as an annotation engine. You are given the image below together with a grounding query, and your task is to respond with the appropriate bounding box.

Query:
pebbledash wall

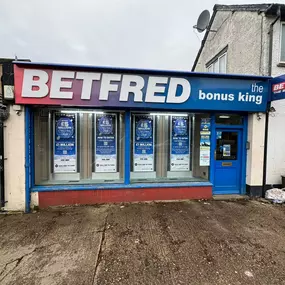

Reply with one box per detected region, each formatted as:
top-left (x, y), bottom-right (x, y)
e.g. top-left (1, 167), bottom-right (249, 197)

top-left (9, 61), bottom-right (274, 211)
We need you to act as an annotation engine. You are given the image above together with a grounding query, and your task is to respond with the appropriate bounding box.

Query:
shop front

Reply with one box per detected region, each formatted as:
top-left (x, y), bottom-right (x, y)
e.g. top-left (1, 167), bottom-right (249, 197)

top-left (13, 62), bottom-right (270, 209)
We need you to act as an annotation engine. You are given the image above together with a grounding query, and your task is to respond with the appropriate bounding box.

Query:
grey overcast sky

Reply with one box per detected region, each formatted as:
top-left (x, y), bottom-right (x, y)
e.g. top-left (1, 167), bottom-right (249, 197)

top-left (0, 0), bottom-right (284, 70)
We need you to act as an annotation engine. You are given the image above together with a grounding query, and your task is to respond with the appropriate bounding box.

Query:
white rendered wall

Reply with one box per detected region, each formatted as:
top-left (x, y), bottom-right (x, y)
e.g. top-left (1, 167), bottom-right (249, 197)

top-left (266, 21), bottom-right (285, 185)
top-left (4, 106), bottom-right (26, 211)
top-left (31, 192), bottom-right (39, 208)
top-left (246, 114), bottom-right (266, 186)
top-left (266, 101), bottom-right (285, 185)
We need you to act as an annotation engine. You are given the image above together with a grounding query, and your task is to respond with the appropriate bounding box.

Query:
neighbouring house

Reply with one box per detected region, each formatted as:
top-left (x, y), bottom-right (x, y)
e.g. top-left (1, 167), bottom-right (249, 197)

top-left (192, 3), bottom-right (285, 196)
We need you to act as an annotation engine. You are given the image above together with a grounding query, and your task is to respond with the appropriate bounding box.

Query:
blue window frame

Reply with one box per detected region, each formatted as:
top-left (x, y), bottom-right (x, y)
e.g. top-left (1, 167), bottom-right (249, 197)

top-left (24, 107), bottom-right (247, 211)
top-left (27, 108), bottom-right (215, 191)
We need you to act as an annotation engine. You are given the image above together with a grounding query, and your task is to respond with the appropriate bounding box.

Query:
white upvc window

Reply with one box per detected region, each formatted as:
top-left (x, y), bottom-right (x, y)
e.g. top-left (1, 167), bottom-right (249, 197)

top-left (280, 22), bottom-right (285, 62)
top-left (207, 52), bottom-right (227, 74)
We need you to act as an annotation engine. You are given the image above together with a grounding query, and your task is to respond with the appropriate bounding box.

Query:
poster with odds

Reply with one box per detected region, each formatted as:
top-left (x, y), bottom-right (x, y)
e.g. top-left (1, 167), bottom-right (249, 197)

top-left (133, 115), bottom-right (154, 172)
top-left (200, 118), bottom-right (211, 134)
top-left (95, 114), bottom-right (117, 173)
top-left (200, 134), bottom-right (211, 166)
top-left (170, 115), bottom-right (190, 171)
top-left (199, 117), bottom-right (211, 166)
top-left (54, 113), bottom-right (77, 173)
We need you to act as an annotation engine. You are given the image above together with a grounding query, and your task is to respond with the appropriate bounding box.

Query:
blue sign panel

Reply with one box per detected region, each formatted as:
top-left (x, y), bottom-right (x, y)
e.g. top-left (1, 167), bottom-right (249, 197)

top-left (54, 113), bottom-right (77, 173)
top-left (133, 115), bottom-right (154, 172)
top-left (95, 114), bottom-right (117, 173)
top-left (271, 75), bottom-right (285, 101)
top-left (170, 116), bottom-right (190, 171)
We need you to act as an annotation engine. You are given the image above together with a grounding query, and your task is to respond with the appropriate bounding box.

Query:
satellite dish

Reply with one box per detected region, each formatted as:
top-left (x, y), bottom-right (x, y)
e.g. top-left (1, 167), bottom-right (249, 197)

top-left (194, 10), bottom-right (211, 33)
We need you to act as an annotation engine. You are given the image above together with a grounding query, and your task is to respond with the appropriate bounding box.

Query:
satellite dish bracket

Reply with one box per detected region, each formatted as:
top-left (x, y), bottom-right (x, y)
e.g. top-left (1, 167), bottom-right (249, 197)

top-left (193, 25), bottom-right (217, 33)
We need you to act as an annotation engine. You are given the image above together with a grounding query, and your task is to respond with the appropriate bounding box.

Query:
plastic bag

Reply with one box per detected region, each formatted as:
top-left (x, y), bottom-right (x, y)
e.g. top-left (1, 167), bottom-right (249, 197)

top-left (265, 188), bottom-right (285, 203)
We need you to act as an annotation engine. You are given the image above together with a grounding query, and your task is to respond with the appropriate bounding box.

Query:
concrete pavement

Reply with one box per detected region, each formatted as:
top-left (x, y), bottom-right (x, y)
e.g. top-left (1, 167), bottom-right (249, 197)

top-left (1, 200), bottom-right (285, 284)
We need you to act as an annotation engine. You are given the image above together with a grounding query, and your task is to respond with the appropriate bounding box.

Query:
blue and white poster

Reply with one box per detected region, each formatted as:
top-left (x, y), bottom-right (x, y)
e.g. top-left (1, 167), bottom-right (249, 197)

top-left (200, 134), bottom-right (211, 166)
top-left (54, 113), bottom-right (77, 173)
top-left (200, 118), bottom-right (211, 166)
top-left (200, 118), bottom-right (211, 135)
top-left (95, 114), bottom-right (117, 173)
top-left (133, 115), bottom-right (154, 172)
top-left (170, 116), bottom-right (190, 171)
top-left (223, 144), bottom-right (231, 157)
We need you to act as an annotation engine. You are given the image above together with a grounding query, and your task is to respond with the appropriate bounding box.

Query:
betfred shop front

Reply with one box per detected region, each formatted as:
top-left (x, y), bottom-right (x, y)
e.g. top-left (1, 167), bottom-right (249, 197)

top-left (13, 62), bottom-right (271, 210)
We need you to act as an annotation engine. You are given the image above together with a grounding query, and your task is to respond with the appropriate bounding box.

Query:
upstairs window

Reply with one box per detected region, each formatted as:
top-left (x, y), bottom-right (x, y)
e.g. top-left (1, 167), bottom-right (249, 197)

top-left (207, 53), bottom-right (227, 74)
top-left (206, 46), bottom-right (228, 74)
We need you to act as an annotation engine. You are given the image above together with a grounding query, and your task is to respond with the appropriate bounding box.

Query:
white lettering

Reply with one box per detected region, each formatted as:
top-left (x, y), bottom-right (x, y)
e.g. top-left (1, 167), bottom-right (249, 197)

top-left (199, 90), bottom-right (237, 102)
top-left (252, 83), bottom-right (264, 93)
top-left (228, 94), bottom-right (234, 101)
top-left (167, 78), bottom-right (191, 103)
top-left (248, 94), bottom-right (256, 102)
top-left (206, 93), bottom-right (213, 100)
top-left (238, 92), bottom-right (245, 102)
top-left (22, 69), bottom-right (49, 98)
top-left (213, 93), bottom-right (221, 100)
top-left (99, 74), bottom-right (121, 101)
top-left (120, 75), bottom-right (144, 102)
top-left (199, 90), bottom-right (206, 99)
top-left (76, 72), bottom-right (101, 100)
top-left (238, 92), bottom-right (262, 104)
top-left (50, 71), bottom-right (75, 99)
top-left (145, 76), bottom-right (168, 103)
top-left (256, 95), bottom-right (262, 105)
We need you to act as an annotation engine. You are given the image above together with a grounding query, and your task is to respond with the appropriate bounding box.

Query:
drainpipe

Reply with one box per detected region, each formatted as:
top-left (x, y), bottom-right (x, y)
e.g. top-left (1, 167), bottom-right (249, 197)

top-left (262, 7), bottom-right (281, 196)
top-left (25, 107), bottom-right (31, 213)
top-left (0, 118), bottom-right (4, 209)
top-left (0, 65), bottom-right (9, 210)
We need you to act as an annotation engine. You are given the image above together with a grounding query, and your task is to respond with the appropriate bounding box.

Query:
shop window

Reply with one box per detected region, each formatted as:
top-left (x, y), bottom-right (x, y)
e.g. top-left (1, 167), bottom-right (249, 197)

top-left (34, 108), bottom-right (125, 185)
top-left (130, 112), bottom-right (210, 183)
top-left (215, 114), bottom-right (243, 125)
top-left (34, 108), bottom-right (210, 186)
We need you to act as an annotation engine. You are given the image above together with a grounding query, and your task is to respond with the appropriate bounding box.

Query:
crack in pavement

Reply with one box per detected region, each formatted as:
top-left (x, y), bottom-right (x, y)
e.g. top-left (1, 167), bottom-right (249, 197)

top-left (0, 257), bottom-right (23, 283)
top-left (92, 214), bottom-right (108, 285)
top-left (0, 242), bottom-right (58, 283)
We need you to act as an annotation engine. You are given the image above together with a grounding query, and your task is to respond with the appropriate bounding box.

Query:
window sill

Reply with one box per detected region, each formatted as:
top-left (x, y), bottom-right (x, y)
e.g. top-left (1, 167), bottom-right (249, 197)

top-left (277, 62), bottom-right (285, 67)
top-left (31, 181), bottom-right (213, 192)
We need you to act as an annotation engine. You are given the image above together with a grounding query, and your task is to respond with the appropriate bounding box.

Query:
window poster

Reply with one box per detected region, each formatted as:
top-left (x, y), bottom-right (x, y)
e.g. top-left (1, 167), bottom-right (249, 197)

top-left (199, 117), bottom-right (211, 167)
top-left (170, 115), bottom-right (190, 171)
top-left (200, 134), bottom-right (210, 166)
top-left (133, 115), bottom-right (154, 172)
top-left (95, 114), bottom-right (117, 173)
top-left (223, 144), bottom-right (231, 157)
top-left (200, 118), bottom-right (211, 135)
top-left (54, 113), bottom-right (77, 173)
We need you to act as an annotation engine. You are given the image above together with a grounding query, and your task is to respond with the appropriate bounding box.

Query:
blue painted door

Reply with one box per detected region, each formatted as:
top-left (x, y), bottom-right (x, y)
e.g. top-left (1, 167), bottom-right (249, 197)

top-left (214, 129), bottom-right (242, 194)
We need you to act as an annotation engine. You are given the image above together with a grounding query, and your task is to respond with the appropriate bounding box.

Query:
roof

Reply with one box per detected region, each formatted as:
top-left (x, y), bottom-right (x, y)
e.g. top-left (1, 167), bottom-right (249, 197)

top-left (0, 58), bottom-right (30, 64)
top-left (191, 3), bottom-right (285, 71)
top-left (214, 3), bottom-right (285, 16)
top-left (14, 60), bottom-right (271, 81)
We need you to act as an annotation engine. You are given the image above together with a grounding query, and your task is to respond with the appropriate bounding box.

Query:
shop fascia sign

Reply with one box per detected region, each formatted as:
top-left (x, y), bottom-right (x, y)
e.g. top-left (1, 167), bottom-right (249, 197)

top-left (14, 64), bottom-right (269, 112)
top-left (271, 74), bottom-right (285, 101)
